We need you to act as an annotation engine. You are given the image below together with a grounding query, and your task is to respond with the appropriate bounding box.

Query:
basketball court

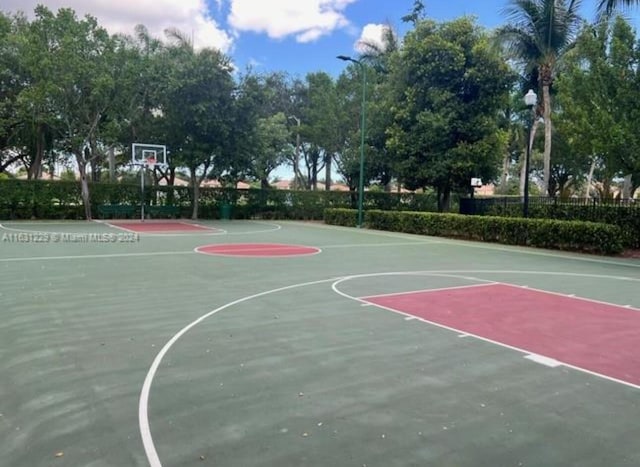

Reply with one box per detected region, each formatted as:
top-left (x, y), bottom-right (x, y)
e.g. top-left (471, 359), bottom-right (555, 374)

top-left (0, 219), bottom-right (639, 466)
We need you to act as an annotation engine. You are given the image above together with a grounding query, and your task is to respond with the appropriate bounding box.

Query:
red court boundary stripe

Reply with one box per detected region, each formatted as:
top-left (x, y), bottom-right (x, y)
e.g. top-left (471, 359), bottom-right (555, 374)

top-left (362, 283), bottom-right (640, 387)
top-left (195, 243), bottom-right (321, 257)
top-left (108, 221), bottom-right (217, 233)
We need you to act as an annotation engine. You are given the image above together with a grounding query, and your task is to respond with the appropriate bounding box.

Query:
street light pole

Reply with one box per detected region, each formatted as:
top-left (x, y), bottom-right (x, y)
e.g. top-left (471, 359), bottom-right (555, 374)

top-left (337, 55), bottom-right (367, 228)
top-left (523, 89), bottom-right (537, 218)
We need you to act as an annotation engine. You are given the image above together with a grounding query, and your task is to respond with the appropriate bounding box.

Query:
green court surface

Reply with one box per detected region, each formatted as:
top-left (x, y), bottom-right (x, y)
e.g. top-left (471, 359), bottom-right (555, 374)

top-left (1, 220), bottom-right (639, 467)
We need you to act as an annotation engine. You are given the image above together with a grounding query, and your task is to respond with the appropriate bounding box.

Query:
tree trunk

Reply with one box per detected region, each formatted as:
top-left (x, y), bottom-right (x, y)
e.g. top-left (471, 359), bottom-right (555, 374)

top-left (190, 167), bottom-right (199, 220)
top-left (108, 146), bottom-right (116, 182)
top-left (28, 124), bottom-right (46, 180)
top-left (441, 189), bottom-right (451, 212)
top-left (520, 119), bottom-right (540, 196)
top-left (311, 159), bottom-right (317, 191)
top-left (167, 167), bottom-right (176, 206)
top-left (542, 83), bottom-right (552, 196)
top-left (603, 178), bottom-right (612, 199)
top-left (90, 150), bottom-right (101, 182)
top-left (293, 132), bottom-right (301, 189)
top-left (500, 150), bottom-right (509, 192)
top-left (622, 174), bottom-right (633, 199)
top-left (261, 177), bottom-right (270, 189)
top-left (585, 158), bottom-right (596, 198)
top-left (436, 186), bottom-right (451, 212)
top-left (324, 154), bottom-right (331, 191)
top-left (76, 155), bottom-right (92, 220)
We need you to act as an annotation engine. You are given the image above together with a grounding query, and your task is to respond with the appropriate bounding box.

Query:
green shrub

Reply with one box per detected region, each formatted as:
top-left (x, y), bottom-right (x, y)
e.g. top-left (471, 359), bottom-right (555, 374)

top-left (325, 208), bottom-right (624, 255)
top-left (323, 208), bottom-right (358, 227)
top-left (0, 179), bottom-right (455, 221)
top-left (480, 199), bottom-right (640, 248)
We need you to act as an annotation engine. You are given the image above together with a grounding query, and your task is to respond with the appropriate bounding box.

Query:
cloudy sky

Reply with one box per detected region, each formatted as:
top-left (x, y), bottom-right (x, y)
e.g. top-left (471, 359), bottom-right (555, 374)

top-left (1, 1), bottom-right (613, 77)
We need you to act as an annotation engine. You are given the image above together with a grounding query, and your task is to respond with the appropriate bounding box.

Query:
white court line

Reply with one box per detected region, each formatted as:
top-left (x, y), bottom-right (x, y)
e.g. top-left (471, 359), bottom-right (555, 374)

top-left (360, 282), bottom-right (498, 300)
top-left (320, 241), bottom-right (437, 249)
top-left (1, 219), bottom-right (279, 237)
top-left (138, 269), bottom-right (640, 466)
top-left (293, 221), bottom-right (640, 269)
top-left (1, 221), bottom-right (95, 225)
top-left (525, 354), bottom-right (562, 368)
top-left (0, 251), bottom-right (193, 263)
top-left (102, 220), bottom-right (281, 237)
top-left (102, 222), bottom-right (141, 234)
top-left (497, 282), bottom-right (640, 312)
top-left (193, 244), bottom-right (322, 258)
top-left (103, 220), bottom-right (223, 235)
top-left (0, 222), bottom-right (105, 236)
top-left (138, 277), bottom-right (341, 467)
top-left (330, 273), bottom-right (640, 391)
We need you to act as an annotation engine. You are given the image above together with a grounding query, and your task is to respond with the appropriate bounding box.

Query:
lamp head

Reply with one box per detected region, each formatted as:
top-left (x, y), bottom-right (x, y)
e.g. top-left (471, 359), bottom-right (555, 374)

top-left (524, 89), bottom-right (537, 107)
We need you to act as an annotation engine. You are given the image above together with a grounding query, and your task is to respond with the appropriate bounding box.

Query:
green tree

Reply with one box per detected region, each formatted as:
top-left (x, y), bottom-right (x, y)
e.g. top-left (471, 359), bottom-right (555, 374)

top-left (350, 24), bottom-right (401, 191)
top-left (24, 6), bottom-right (120, 218)
top-left (497, 0), bottom-right (583, 195)
top-left (298, 72), bottom-right (340, 190)
top-left (0, 11), bottom-right (25, 173)
top-left (232, 71), bottom-right (297, 188)
top-left (334, 63), bottom-right (369, 192)
top-left (387, 17), bottom-right (515, 211)
top-left (161, 31), bottom-right (235, 218)
top-left (112, 25), bottom-right (170, 183)
top-left (555, 17), bottom-right (640, 197)
top-left (252, 113), bottom-right (291, 188)
top-left (3, 9), bottom-right (60, 179)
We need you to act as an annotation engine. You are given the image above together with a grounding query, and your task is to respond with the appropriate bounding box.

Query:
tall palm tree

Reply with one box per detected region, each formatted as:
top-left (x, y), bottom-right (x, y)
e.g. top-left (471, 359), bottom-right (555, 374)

top-left (598, 0), bottom-right (640, 17)
top-left (497, 0), bottom-right (583, 196)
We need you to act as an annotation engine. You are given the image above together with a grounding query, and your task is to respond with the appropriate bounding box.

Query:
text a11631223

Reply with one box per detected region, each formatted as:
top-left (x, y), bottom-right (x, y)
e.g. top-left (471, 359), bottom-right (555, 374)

top-left (1, 232), bottom-right (139, 243)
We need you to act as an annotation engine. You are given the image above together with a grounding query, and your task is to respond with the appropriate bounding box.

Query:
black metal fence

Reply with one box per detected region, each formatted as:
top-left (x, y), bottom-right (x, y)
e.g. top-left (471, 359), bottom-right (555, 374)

top-left (460, 196), bottom-right (640, 248)
top-left (460, 196), bottom-right (639, 216)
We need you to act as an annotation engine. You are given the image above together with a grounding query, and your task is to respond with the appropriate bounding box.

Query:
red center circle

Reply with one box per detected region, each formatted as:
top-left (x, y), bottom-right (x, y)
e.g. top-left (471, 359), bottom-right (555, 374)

top-left (195, 243), bottom-right (320, 257)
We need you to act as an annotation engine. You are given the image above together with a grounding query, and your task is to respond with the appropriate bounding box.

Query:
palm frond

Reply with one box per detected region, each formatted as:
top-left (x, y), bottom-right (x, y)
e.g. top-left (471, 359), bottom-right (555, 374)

top-left (497, 0), bottom-right (584, 71)
top-left (597, 0), bottom-right (640, 17)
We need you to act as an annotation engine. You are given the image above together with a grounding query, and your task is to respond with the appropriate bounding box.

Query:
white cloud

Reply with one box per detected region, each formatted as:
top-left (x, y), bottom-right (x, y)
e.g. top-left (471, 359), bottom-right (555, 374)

top-left (1, 0), bottom-right (233, 52)
top-left (355, 23), bottom-right (393, 54)
top-left (228, 0), bottom-right (357, 43)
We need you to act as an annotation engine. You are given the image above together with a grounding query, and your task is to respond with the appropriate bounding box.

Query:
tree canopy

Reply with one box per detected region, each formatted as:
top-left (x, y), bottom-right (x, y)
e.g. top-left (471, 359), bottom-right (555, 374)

top-left (1, 3), bottom-right (640, 220)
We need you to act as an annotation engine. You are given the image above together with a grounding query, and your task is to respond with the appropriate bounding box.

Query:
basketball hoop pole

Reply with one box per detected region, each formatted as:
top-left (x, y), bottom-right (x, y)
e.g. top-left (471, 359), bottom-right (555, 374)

top-left (140, 158), bottom-right (156, 222)
top-left (140, 164), bottom-right (145, 222)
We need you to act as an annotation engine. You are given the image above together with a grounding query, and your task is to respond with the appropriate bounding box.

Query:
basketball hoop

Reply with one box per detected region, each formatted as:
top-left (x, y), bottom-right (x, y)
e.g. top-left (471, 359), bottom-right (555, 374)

top-left (145, 156), bottom-right (157, 170)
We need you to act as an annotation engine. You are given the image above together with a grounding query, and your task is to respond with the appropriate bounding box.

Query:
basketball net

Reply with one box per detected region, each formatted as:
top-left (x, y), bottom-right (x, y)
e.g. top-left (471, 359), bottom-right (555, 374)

top-left (145, 156), bottom-right (157, 170)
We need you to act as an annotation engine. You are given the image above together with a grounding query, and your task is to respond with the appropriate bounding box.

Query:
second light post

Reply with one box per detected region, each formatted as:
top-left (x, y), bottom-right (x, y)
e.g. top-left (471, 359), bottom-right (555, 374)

top-left (337, 55), bottom-right (367, 228)
top-left (523, 89), bottom-right (537, 218)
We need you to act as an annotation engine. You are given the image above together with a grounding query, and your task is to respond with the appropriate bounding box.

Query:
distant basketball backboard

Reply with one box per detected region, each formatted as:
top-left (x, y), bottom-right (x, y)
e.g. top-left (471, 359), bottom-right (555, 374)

top-left (132, 143), bottom-right (168, 168)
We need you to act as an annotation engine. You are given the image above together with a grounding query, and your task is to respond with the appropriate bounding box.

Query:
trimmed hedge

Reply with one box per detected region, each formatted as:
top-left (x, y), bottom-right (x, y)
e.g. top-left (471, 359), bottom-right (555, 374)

top-left (324, 208), bottom-right (624, 255)
top-left (471, 198), bottom-right (640, 249)
top-left (0, 179), bottom-right (448, 220)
